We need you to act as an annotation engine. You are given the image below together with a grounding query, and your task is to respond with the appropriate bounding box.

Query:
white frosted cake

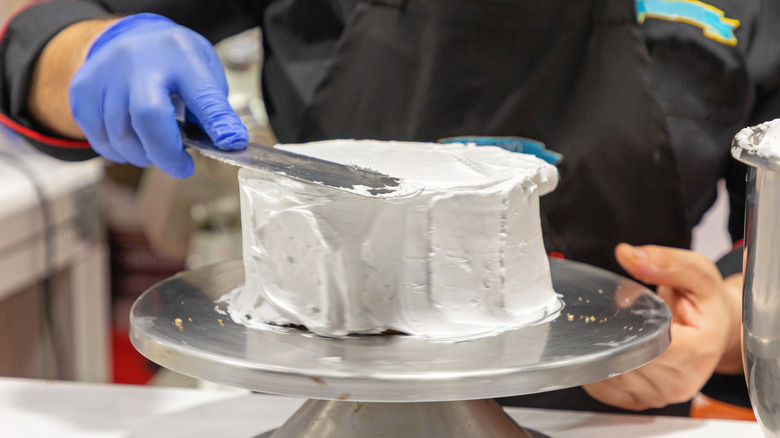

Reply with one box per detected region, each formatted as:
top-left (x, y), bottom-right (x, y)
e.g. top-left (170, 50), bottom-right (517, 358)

top-left (222, 139), bottom-right (562, 340)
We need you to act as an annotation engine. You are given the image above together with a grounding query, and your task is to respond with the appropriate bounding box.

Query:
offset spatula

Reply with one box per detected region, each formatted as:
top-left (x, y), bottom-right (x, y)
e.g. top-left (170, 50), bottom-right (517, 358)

top-left (179, 122), bottom-right (423, 199)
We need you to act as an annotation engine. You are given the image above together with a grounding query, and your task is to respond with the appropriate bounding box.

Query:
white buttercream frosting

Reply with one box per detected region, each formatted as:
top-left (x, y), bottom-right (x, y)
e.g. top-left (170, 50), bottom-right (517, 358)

top-left (733, 119), bottom-right (780, 161)
top-left (222, 139), bottom-right (562, 340)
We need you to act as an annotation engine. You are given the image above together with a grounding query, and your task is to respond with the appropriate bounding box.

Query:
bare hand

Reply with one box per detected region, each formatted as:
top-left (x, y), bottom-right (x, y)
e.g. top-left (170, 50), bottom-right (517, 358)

top-left (582, 243), bottom-right (742, 411)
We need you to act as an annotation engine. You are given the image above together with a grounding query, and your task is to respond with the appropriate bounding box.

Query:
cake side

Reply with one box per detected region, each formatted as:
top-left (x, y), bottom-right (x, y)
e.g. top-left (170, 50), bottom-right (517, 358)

top-left (223, 139), bottom-right (562, 340)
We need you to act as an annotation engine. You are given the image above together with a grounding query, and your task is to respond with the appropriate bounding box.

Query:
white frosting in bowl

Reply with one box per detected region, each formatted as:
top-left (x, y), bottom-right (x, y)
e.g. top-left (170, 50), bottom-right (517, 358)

top-left (733, 119), bottom-right (780, 164)
top-left (221, 139), bottom-right (562, 340)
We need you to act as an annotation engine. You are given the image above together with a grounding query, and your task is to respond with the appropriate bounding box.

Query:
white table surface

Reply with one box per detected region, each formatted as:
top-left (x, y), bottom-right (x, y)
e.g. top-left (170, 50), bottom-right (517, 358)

top-left (0, 377), bottom-right (762, 438)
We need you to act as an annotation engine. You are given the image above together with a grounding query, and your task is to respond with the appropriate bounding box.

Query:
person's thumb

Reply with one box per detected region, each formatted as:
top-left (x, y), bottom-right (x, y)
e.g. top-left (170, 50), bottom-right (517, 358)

top-left (175, 46), bottom-right (248, 150)
top-left (180, 81), bottom-right (248, 150)
top-left (614, 243), bottom-right (721, 293)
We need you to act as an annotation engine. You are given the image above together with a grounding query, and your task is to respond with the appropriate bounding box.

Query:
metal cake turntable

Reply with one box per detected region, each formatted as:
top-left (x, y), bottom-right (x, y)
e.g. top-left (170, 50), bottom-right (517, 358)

top-left (130, 258), bottom-right (670, 437)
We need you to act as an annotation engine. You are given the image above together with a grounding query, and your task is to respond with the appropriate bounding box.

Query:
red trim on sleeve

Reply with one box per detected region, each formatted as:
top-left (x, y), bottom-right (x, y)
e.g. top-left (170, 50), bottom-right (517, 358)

top-left (0, 0), bottom-right (92, 150)
top-left (0, 112), bottom-right (90, 149)
top-left (548, 251), bottom-right (565, 259)
top-left (732, 239), bottom-right (744, 250)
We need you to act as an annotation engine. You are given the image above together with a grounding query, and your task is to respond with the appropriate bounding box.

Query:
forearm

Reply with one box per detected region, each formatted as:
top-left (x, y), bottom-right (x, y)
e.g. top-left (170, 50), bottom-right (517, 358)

top-left (27, 18), bottom-right (119, 139)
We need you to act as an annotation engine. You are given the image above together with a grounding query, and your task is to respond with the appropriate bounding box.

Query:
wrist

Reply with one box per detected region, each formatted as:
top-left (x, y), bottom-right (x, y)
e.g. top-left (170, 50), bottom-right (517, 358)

top-left (27, 17), bottom-right (120, 138)
top-left (715, 273), bottom-right (744, 374)
top-left (86, 13), bottom-right (176, 59)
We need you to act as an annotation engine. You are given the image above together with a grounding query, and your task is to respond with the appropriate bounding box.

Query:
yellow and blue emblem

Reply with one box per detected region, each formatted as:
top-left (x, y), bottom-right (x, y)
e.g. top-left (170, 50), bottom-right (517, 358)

top-left (636, 0), bottom-right (739, 46)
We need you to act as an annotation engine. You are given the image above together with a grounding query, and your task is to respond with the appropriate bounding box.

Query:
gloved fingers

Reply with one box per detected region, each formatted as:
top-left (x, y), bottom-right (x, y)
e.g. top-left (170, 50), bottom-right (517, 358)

top-left (87, 127), bottom-right (127, 165)
top-left (175, 51), bottom-right (248, 151)
top-left (104, 86), bottom-right (152, 168)
top-left (201, 37), bottom-right (231, 96)
top-left (69, 66), bottom-right (127, 164)
top-left (183, 108), bottom-right (206, 131)
top-left (129, 84), bottom-right (194, 178)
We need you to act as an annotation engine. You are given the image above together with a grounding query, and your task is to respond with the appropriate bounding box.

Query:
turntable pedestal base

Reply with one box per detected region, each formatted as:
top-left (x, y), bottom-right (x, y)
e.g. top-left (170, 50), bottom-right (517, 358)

top-left (256, 399), bottom-right (548, 438)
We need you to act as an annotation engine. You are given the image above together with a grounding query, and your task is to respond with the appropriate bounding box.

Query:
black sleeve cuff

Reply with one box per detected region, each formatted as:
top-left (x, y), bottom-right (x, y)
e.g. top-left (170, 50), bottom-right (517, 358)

top-left (715, 244), bottom-right (743, 278)
top-left (0, 1), bottom-right (109, 160)
top-left (2, 1), bottom-right (111, 123)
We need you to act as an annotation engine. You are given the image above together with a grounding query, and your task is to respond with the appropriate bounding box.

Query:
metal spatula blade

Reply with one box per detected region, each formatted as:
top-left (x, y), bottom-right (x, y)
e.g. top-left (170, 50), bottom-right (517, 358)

top-left (180, 122), bottom-right (423, 199)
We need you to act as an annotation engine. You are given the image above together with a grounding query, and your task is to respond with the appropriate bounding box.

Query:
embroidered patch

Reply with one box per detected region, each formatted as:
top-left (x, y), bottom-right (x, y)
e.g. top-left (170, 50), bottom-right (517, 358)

top-left (636, 0), bottom-right (739, 46)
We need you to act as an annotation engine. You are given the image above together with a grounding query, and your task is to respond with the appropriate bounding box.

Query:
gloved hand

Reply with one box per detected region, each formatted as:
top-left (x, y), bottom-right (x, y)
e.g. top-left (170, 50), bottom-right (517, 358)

top-left (69, 13), bottom-right (248, 178)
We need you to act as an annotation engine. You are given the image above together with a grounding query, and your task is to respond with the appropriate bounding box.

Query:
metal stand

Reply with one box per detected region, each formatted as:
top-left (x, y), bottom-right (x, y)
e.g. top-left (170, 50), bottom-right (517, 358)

top-left (254, 399), bottom-right (550, 438)
top-left (130, 259), bottom-right (670, 437)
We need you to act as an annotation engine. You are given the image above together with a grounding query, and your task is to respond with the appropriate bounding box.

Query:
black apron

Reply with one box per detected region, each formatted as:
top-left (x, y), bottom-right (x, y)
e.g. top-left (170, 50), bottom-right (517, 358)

top-left (294, 0), bottom-right (691, 416)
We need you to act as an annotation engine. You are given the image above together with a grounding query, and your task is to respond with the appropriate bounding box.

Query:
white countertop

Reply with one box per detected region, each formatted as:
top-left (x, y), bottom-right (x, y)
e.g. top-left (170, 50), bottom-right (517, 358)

top-left (0, 377), bottom-right (762, 437)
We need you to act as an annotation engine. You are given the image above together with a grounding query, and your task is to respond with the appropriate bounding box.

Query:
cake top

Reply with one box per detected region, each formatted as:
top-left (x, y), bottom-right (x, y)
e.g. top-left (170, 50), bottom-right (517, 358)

top-left (278, 140), bottom-right (559, 194)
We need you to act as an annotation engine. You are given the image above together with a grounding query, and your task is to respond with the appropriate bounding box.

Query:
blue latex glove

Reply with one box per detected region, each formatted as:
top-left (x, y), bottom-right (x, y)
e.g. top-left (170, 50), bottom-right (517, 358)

top-left (69, 13), bottom-right (248, 178)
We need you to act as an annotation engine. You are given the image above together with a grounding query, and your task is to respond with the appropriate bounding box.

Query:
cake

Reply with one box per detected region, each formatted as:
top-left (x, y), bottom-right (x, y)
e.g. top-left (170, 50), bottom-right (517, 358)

top-left (221, 139), bottom-right (562, 340)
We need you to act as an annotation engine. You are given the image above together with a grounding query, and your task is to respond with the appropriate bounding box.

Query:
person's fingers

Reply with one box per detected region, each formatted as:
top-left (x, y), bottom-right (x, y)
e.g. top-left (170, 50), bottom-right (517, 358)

top-left (104, 84), bottom-right (152, 168)
top-left (652, 323), bottom-right (722, 397)
top-left (174, 39), bottom-right (248, 150)
top-left (656, 283), bottom-right (705, 328)
top-left (658, 323), bottom-right (714, 367)
top-left (184, 109), bottom-right (205, 130)
top-left (633, 361), bottom-right (696, 406)
top-left (70, 64), bottom-right (127, 164)
top-left (614, 243), bottom-right (721, 294)
top-left (129, 82), bottom-right (194, 178)
top-left (584, 370), bottom-right (668, 411)
top-left (585, 336), bottom-right (705, 411)
top-left (584, 379), bottom-right (645, 411)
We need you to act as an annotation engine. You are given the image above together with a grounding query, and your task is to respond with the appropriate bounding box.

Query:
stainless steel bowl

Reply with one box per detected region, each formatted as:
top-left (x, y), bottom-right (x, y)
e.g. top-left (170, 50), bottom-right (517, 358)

top-left (732, 121), bottom-right (780, 437)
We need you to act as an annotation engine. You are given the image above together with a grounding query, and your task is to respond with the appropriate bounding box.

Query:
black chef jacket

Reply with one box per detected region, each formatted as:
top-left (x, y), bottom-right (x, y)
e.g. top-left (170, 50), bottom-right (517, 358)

top-left (2, 0), bottom-right (775, 416)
